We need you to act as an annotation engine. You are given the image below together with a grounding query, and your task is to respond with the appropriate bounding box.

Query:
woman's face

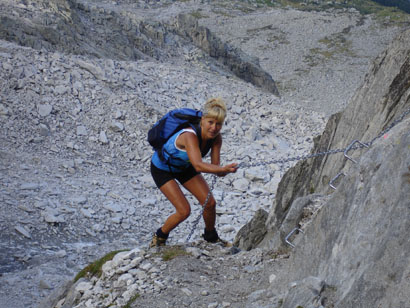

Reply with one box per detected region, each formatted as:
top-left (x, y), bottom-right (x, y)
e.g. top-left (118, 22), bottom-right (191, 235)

top-left (201, 116), bottom-right (223, 139)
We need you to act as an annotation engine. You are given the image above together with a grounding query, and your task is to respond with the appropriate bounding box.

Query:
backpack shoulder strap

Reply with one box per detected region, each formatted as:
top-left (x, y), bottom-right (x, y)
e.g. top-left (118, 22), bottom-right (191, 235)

top-left (192, 124), bottom-right (215, 157)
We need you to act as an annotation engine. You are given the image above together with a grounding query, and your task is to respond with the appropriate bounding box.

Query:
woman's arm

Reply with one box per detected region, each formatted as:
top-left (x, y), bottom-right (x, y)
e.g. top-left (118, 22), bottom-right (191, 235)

top-left (210, 134), bottom-right (222, 166)
top-left (210, 135), bottom-right (230, 177)
top-left (181, 132), bottom-right (237, 174)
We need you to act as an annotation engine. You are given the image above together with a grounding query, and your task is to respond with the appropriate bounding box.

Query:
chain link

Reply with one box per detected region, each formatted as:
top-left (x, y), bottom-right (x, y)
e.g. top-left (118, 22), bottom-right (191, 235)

top-left (238, 147), bottom-right (347, 169)
top-left (240, 106), bottom-right (410, 169)
top-left (186, 176), bottom-right (217, 242)
top-left (366, 106), bottom-right (410, 147)
top-left (186, 106), bottom-right (410, 242)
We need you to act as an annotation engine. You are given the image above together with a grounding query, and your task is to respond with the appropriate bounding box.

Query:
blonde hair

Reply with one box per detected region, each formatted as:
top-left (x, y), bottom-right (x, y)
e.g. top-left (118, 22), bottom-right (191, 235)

top-left (202, 98), bottom-right (227, 123)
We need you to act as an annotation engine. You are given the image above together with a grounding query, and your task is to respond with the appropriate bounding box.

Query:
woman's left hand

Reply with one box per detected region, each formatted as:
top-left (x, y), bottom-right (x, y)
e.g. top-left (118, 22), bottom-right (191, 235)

top-left (216, 163), bottom-right (238, 177)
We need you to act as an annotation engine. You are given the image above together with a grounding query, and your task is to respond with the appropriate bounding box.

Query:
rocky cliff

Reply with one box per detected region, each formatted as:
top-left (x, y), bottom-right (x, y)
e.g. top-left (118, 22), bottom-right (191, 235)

top-left (280, 117), bottom-right (410, 308)
top-left (0, 0), bottom-right (278, 94)
top-left (175, 13), bottom-right (279, 95)
top-left (236, 28), bottom-right (410, 307)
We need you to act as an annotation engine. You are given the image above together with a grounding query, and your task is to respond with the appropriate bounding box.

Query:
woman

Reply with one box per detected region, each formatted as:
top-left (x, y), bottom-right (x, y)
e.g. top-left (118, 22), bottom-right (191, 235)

top-left (150, 98), bottom-right (238, 247)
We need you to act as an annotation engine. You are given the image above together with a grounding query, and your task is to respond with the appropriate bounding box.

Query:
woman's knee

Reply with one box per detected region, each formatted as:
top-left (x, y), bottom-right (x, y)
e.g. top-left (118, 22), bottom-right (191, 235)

top-left (176, 207), bottom-right (191, 220)
top-left (205, 197), bottom-right (216, 210)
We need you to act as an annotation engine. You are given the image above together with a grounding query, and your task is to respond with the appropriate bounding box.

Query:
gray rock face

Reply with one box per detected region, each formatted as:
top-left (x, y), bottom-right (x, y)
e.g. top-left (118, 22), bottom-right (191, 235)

top-left (175, 14), bottom-right (279, 95)
top-left (244, 28), bottom-right (410, 251)
top-left (283, 276), bottom-right (325, 308)
top-left (238, 28), bottom-right (410, 307)
top-left (233, 208), bottom-right (268, 251)
top-left (281, 117), bottom-right (410, 307)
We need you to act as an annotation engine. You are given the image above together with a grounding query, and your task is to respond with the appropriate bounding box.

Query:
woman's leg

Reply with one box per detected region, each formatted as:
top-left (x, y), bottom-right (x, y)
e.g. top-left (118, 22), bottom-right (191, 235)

top-left (159, 179), bottom-right (191, 234)
top-left (182, 174), bottom-right (216, 231)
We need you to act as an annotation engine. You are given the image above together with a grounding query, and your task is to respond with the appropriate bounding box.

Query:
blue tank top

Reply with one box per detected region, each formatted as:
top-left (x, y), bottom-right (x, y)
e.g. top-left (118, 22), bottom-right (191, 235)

top-left (151, 128), bottom-right (196, 173)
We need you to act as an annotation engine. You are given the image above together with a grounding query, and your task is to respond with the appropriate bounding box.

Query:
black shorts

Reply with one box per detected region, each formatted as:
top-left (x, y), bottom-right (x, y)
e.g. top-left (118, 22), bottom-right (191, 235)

top-left (150, 162), bottom-right (200, 188)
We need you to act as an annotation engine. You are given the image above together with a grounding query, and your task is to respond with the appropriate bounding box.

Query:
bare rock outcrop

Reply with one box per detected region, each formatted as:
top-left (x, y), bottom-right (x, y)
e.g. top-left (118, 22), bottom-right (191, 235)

top-left (236, 28), bottom-right (410, 251)
top-left (175, 13), bottom-right (279, 95)
top-left (278, 116), bottom-right (410, 307)
top-left (236, 27), bottom-right (410, 307)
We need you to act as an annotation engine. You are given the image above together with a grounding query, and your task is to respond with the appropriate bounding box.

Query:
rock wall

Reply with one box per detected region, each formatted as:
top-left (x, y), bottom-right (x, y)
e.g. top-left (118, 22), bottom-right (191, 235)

top-left (235, 26), bottom-right (410, 308)
top-left (273, 26), bottom-right (410, 218)
top-left (279, 116), bottom-right (410, 307)
top-left (175, 14), bottom-right (279, 95)
top-left (236, 28), bottom-right (410, 251)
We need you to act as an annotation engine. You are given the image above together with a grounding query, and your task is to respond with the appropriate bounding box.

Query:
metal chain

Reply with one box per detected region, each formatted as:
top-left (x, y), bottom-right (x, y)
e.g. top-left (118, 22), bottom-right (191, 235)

top-left (365, 106), bottom-right (410, 147)
top-left (186, 106), bottom-right (410, 242)
top-left (240, 106), bottom-right (410, 169)
top-left (186, 175), bottom-right (217, 242)
top-left (238, 147), bottom-right (346, 169)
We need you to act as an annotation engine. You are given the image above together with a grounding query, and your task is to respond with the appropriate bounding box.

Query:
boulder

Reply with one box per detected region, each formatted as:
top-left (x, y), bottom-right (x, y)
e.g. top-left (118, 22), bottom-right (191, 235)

top-left (233, 209), bottom-right (268, 251)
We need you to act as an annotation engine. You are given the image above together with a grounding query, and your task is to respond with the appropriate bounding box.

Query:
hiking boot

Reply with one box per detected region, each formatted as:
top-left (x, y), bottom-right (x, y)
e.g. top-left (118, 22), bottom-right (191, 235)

top-left (213, 237), bottom-right (232, 247)
top-left (149, 233), bottom-right (167, 248)
top-left (202, 229), bottom-right (232, 247)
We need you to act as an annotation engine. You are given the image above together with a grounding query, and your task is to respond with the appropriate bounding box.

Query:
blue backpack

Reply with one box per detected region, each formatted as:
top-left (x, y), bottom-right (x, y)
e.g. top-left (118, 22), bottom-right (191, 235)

top-left (148, 108), bottom-right (213, 163)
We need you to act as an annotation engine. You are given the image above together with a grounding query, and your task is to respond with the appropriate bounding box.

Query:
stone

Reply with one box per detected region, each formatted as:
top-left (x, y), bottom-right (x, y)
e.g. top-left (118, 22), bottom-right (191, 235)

top-left (38, 104), bottom-right (53, 117)
top-left (232, 178), bottom-right (249, 192)
top-left (92, 224), bottom-right (104, 233)
top-left (39, 123), bottom-right (50, 136)
top-left (244, 166), bottom-right (270, 183)
top-left (15, 225), bottom-right (32, 239)
top-left (55, 250), bottom-right (67, 258)
top-left (70, 196), bottom-right (88, 205)
top-left (247, 289), bottom-right (266, 302)
top-left (103, 203), bottom-right (122, 212)
top-left (76, 281), bottom-right (93, 293)
top-left (43, 212), bottom-right (65, 223)
top-left (39, 279), bottom-right (53, 290)
top-left (0, 103), bottom-right (9, 116)
top-left (282, 276), bottom-right (324, 308)
top-left (109, 122), bottom-right (124, 132)
top-left (118, 273), bottom-right (134, 286)
top-left (181, 288), bottom-right (192, 296)
top-left (234, 209), bottom-right (268, 250)
top-left (20, 183), bottom-right (40, 190)
top-left (140, 262), bottom-right (152, 271)
top-left (80, 208), bottom-right (93, 218)
top-left (99, 131), bottom-right (109, 144)
top-left (75, 59), bottom-right (105, 80)
top-left (54, 85), bottom-right (69, 95)
top-left (76, 125), bottom-right (88, 136)
top-left (269, 274), bottom-right (276, 284)
top-left (114, 110), bottom-right (123, 119)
